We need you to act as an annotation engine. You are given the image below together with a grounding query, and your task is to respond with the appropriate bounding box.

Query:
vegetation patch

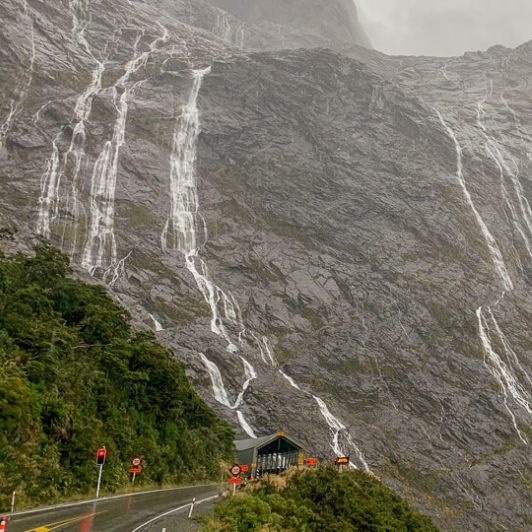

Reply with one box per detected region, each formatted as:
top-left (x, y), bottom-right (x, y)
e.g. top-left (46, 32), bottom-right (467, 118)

top-left (0, 236), bottom-right (234, 509)
top-left (201, 466), bottom-right (440, 531)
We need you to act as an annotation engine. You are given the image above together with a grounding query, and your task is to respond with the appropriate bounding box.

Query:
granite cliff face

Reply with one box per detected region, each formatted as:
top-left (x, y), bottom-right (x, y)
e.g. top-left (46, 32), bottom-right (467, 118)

top-left (2, 0), bottom-right (532, 529)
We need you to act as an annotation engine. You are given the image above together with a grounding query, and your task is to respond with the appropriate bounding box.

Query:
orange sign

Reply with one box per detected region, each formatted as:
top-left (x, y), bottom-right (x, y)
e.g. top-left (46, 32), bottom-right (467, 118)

top-left (306, 458), bottom-right (317, 465)
top-left (241, 465), bottom-right (249, 472)
top-left (129, 467), bottom-right (142, 473)
top-left (336, 457), bottom-right (349, 464)
top-left (228, 478), bottom-right (242, 484)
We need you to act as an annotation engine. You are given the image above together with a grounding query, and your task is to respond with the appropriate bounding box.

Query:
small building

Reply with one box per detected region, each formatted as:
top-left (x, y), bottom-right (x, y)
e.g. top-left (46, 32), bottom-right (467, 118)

top-left (235, 431), bottom-right (304, 478)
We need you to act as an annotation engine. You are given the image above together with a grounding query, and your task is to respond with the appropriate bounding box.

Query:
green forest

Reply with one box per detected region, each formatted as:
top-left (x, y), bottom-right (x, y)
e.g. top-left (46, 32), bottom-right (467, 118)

top-left (203, 466), bottom-right (440, 531)
top-left (0, 233), bottom-right (234, 509)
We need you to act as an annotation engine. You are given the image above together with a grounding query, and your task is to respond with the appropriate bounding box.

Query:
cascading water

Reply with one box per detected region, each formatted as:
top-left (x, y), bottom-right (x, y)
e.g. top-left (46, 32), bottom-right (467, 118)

top-left (37, 0), bottom-right (103, 247)
top-left (476, 307), bottom-right (532, 444)
top-left (436, 110), bottom-right (513, 291)
top-left (476, 90), bottom-right (532, 259)
top-left (162, 68), bottom-right (258, 436)
top-left (37, 137), bottom-right (61, 238)
top-left (279, 369), bottom-right (369, 469)
top-left (82, 28), bottom-right (169, 274)
top-left (437, 102), bottom-right (532, 444)
top-left (149, 314), bottom-right (164, 332)
top-left (161, 66), bottom-right (244, 352)
top-left (162, 64), bottom-right (368, 459)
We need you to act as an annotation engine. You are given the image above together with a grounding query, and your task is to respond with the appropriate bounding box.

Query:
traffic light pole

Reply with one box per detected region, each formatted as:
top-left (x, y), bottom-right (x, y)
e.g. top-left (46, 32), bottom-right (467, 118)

top-left (96, 462), bottom-right (104, 498)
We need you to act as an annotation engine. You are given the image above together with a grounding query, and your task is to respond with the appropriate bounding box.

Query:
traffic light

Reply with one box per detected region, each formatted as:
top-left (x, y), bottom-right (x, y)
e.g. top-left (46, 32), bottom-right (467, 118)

top-left (96, 448), bottom-right (106, 465)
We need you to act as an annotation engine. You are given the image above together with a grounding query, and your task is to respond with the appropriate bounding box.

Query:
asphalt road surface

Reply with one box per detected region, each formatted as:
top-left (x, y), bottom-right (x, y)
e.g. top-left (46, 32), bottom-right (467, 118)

top-left (6, 484), bottom-right (217, 532)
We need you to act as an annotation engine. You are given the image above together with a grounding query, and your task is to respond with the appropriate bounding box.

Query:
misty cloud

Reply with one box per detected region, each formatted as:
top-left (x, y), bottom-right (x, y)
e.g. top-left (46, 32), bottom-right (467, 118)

top-left (356, 0), bottom-right (532, 56)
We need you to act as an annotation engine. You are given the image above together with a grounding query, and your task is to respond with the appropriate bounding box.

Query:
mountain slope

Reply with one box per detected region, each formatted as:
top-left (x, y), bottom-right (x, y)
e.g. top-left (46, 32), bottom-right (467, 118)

top-left (2, 0), bottom-right (532, 529)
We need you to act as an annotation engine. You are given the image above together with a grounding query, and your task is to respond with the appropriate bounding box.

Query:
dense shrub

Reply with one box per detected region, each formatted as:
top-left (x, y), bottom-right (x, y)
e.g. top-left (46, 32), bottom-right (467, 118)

top-left (203, 467), bottom-right (440, 531)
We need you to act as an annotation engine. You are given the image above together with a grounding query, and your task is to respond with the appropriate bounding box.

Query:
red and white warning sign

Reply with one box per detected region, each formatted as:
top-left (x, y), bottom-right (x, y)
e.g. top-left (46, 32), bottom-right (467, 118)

top-left (229, 463), bottom-right (241, 477)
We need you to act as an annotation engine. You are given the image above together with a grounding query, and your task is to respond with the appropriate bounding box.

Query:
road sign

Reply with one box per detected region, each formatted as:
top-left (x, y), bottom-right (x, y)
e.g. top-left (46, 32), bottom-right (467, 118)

top-left (229, 463), bottom-right (241, 477)
top-left (129, 467), bottom-right (142, 474)
top-left (131, 456), bottom-right (143, 467)
top-left (251, 463), bottom-right (257, 468)
top-left (298, 452), bottom-right (304, 464)
top-left (241, 465), bottom-right (249, 472)
top-left (335, 456), bottom-right (349, 464)
top-left (306, 458), bottom-right (317, 465)
top-left (228, 478), bottom-right (242, 484)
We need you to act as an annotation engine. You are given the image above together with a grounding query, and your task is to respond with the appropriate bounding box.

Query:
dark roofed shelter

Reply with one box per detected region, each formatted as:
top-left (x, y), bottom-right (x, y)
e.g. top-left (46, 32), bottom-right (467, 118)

top-left (235, 431), bottom-right (304, 477)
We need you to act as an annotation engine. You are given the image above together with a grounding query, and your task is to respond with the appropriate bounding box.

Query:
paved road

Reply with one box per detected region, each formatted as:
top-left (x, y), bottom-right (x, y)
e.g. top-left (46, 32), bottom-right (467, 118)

top-left (6, 485), bottom-right (217, 532)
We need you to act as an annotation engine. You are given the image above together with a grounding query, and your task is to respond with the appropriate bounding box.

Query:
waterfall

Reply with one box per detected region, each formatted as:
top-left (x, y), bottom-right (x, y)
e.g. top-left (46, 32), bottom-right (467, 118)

top-left (436, 110), bottom-right (513, 291)
top-left (82, 28), bottom-right (168, 274)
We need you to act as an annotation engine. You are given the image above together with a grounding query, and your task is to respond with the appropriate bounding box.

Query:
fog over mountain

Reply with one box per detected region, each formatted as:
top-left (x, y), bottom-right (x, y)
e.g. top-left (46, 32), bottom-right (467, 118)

top-left (357, 0), bottom-right (532, 56)
top-left (2, 0), bottom-right (532, 529)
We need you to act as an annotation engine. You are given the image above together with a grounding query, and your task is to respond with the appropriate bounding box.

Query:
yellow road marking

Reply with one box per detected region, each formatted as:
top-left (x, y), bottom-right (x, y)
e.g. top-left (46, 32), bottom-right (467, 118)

top-left (24, 511), bottom-right (106, 532)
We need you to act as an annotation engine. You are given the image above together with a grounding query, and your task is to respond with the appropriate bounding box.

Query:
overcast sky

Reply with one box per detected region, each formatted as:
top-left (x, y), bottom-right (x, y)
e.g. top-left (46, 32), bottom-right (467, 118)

top-left (355, 0), bottom-right (532, 57)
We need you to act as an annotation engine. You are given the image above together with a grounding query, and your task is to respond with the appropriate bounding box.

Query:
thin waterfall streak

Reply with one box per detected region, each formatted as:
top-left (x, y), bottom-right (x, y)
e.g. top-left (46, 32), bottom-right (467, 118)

top-left (280, 370), bottom-right (367, 465)
top-left (199, 352), bottom-right (232, 408)
top-left (345, 433), bottom-right (370, 471)
top-left (436, 110), bottom-right (513, 291)
top-left (185, 253), bottom-right (239, 352)
top-left (162, 67), bottom-right (210, 255)
top-left (253, 334), bottom-right (276, 366)
top-left (148, 313), bottom-right (164, 332)
top-left (199, 352), bottom-right (256, 411)
top-left (37, 1), bottom-right (103, 250)
top-left (501, 91), bottom-right (532, 151)
top-left (162, 66), bottom-right (243, 353)
top-left (485, 143), bottom-right (532, 258)
top-left (37, 138), bottom-right (61, 237)
top-left (103, 250), bottom-right (132, 287)
top-left (234, 357), bottom-right (257, 408)
top-left (479, 106), bottom-right (532, 252)
top-left (476, 307), bottom-right (529, 444)
top-left (488, 308), bottom-right (532, 389)
top-left (69, 0), bottom-right (98, 58)
top-left (279, 369), bottom-right (303, 391)
top-left (237, 411), bottom-right (257, 438)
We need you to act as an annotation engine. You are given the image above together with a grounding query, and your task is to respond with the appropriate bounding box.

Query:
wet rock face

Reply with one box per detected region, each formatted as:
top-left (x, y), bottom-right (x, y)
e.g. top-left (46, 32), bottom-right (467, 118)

top-left (205, 0), bottom-right (372, 47)
top-left (3, 0), bottom-right (532, 529)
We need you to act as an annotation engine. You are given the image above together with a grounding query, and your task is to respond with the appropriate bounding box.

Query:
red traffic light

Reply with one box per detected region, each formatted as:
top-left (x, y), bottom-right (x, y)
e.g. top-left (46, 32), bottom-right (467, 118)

top-left (96, 448), bottom-right (107, 465)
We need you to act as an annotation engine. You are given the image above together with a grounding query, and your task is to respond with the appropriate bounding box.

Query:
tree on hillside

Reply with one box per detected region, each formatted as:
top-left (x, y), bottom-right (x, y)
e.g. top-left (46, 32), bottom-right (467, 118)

top-left (0, 238), bottom-right (234, 509)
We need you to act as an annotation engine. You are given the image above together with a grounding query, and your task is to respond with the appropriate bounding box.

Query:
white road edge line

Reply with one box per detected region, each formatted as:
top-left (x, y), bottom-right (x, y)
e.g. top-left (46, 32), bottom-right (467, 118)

top-left (131, 494), bottom-right (218, 532)
top-left (7, 484), bottom-right (217, 517)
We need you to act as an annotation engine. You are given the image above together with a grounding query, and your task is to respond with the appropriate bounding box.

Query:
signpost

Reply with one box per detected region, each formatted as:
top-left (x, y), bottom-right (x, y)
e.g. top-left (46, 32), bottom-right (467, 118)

top-left (335, 456), bottom-right (349, 472)
top-left (130, 457), bottom-right (143, 486)
top-left (298, 453), bottom-right (304, 465)
top-left (306, 458), bottom-right (317, 466)
top-left (229, 463), bottom-right (242, 495)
